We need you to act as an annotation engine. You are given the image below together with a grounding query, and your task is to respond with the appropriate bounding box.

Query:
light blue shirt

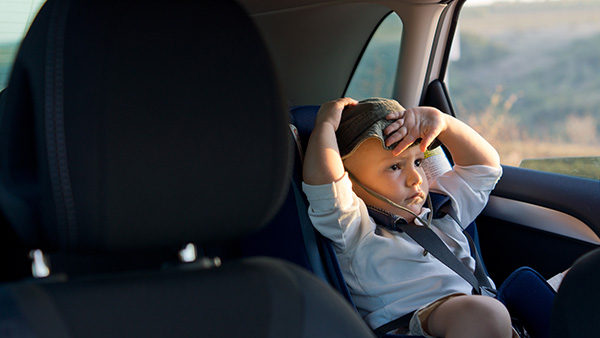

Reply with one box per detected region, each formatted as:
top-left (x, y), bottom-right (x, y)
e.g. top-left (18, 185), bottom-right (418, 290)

top-left (302, 165), bottom-right (502, 329)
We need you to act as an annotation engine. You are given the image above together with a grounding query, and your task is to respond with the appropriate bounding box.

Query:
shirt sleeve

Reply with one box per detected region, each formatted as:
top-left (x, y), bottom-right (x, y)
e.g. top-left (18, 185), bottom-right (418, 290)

top-left (430, 164), bottom-right (503, 229)
top-left (302, 172), bottom-right (375, 251)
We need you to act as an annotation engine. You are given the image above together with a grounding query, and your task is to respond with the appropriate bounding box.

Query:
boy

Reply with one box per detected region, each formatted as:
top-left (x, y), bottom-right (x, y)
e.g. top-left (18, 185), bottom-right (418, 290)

top-left (302, 97), bottom-right (512, 338)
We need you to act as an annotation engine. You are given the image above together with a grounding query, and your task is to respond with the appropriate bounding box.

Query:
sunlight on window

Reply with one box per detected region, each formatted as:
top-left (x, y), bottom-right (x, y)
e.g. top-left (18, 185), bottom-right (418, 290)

top-left (447, 0), bottom-right (600, 179)
top-left (0, 0), bottom-right (45, 89)
top-left (345, 13), bottom-right (402, 100)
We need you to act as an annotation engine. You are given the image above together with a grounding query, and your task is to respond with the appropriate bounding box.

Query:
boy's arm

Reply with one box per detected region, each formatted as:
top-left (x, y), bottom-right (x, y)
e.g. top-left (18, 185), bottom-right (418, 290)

top-left (383, 107), bottom-right (500, 168)
top-left (303, 98), bottom-right (358, 185)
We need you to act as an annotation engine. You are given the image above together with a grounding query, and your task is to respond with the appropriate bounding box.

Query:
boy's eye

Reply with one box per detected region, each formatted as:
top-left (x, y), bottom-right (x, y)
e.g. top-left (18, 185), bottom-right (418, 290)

top-left (415, 159), bottom-right (422, 167)
top-left (389, 164), bottom-right (400, 171)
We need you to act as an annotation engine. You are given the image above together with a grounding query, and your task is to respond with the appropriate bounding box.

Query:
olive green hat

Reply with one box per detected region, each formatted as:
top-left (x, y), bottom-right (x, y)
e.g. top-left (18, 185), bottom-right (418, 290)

top-left (336, 98), bottom-right (403, 159)
top-left (336, 97), bottom-right (440, 159)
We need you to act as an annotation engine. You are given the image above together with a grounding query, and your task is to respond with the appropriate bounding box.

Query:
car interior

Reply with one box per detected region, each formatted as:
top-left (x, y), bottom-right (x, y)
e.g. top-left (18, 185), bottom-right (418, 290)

top-left (0, 0), bottom-right (598, 337)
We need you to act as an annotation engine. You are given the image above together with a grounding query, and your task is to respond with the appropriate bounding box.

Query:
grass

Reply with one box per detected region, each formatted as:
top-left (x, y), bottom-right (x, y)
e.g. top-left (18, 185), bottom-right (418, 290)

top-left (449, 0), bottom-right (600, 179)
top-left (492, 139), bottom-right (597, 164)
top-left (520, 156), bottom-right (600, 180)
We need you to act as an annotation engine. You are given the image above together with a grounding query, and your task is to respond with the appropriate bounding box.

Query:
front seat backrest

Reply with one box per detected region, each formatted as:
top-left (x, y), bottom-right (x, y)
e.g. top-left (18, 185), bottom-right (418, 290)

top-left (0, 1), bottom-right (376, 337)
top-left (0, 0), bottom-right (288, 252)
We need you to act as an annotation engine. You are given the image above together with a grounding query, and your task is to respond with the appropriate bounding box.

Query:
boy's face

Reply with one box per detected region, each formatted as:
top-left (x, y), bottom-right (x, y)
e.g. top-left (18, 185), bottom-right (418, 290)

top-left (344, 138), bottom-right (429, 222)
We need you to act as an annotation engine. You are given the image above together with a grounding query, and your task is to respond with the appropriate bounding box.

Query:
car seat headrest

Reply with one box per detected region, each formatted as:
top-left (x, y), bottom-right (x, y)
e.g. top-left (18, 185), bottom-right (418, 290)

top-left (0, 0), bottom-right (290, 253)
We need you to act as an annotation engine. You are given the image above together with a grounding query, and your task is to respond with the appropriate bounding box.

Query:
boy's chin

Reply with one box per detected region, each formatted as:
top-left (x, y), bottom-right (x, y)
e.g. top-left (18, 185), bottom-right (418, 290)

top-left (374, 203), bottom-right (423, 221)
top-left (396, 207), bottom-right (423, 222)
top-left (361, 194), bottom-right (425, 220)
top-left (369, 200), bottom-right (424, 220)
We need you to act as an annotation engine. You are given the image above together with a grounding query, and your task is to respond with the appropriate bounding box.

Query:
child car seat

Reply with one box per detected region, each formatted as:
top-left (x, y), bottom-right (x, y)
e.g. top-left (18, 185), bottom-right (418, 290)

top-left (241, 103), bottom-right (494, 338)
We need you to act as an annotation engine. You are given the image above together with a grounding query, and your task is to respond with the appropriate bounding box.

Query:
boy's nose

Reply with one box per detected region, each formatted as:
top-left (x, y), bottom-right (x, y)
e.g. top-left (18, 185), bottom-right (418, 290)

top-left (406, 167), bottom-right (423, 187)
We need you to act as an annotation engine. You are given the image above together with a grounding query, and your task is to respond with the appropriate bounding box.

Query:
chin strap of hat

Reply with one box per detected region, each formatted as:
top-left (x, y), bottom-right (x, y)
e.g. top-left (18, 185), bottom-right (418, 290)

top-left (346, 171), bottom-right (433, 227)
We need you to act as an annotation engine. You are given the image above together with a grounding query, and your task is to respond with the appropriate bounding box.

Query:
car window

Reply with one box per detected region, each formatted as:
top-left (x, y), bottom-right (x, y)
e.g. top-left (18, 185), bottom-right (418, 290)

top-left (0, 0), bottom-right (45, 90)
top-left (446, 0), bottom-right (600, 180)
top-left (345, 12), bottom-right (402, 100)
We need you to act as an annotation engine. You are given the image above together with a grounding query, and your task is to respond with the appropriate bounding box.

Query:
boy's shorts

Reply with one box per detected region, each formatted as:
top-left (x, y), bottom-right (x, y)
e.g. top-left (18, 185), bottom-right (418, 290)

top-left (404, 293), bottom-right (466, 337)
top-left (394, 293), bottom-right (519, 338)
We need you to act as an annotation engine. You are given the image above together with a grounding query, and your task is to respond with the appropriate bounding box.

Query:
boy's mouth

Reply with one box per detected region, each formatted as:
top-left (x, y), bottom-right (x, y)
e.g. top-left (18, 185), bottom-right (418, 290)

top-left (406, 191), bottom-right (425, 202)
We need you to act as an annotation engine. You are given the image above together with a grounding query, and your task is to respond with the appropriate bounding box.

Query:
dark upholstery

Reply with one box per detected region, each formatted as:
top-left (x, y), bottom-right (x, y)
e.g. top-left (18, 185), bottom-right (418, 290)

top-left (0, 0), bottom-right (291, 253)
top-left (1, 257), bottom-right (370, 338)
top-left (550, 247), bottom-right (600, 338)
top-left (0, 0), bottom-right (376, 337)
top-left (241, 105), bottom-right (356, 304)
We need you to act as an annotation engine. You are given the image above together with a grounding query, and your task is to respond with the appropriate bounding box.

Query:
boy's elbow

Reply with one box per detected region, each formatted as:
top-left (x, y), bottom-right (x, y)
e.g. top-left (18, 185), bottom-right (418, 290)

top-left (487, 150), bottom-right (501, 169)
top-left (492, 147), bottom-right (502, 168)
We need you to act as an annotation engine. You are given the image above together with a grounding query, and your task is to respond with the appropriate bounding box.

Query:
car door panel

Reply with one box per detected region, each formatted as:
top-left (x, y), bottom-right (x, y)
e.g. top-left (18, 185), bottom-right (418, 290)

top-left (478, 166), bottom-right (599, 283)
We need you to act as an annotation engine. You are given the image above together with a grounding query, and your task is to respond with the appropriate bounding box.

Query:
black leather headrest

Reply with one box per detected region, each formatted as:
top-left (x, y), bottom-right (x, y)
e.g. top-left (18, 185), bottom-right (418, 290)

top-left (0, 0), bottom-right (290, 253)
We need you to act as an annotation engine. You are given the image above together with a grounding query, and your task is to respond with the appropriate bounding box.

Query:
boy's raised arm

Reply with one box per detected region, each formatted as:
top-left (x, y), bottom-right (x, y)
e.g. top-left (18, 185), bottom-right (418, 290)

top-left (384, 107), bottom-right (500, 168)
top-left (303, 98), bottom-right (358, 185)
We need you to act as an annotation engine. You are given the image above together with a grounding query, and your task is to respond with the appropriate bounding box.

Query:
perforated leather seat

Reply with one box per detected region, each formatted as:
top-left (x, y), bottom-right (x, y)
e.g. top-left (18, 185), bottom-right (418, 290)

top-left (0, 1), bottom-right (375, 337)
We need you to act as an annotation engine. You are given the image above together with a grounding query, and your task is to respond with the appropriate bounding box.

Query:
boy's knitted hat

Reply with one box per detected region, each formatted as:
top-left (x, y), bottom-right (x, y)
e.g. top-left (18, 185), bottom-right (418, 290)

top-left (336, 97), bottom-right (403, 159)
top-left (336, 97), bottom-right (441, 159)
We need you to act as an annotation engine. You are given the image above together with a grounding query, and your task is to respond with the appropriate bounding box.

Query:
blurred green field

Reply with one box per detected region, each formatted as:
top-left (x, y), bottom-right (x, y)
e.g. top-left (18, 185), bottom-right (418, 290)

top-left (447, 0), bottom-right (600, 177)
top-left (520, 156), bottom-right (600, 180)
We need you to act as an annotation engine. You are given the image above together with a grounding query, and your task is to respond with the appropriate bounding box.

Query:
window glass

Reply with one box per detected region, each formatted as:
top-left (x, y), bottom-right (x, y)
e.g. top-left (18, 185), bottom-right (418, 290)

top-left (0, 0), bottom-right (45, 90)
top-left (447, 0), bottom-right (600, 180)
top-left (345, 12), bottom-right (402, 100)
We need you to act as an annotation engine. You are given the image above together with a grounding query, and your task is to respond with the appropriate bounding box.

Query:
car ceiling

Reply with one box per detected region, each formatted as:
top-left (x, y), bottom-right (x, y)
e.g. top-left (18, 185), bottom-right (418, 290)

top-left (238, 0), bottom-right (454, 106)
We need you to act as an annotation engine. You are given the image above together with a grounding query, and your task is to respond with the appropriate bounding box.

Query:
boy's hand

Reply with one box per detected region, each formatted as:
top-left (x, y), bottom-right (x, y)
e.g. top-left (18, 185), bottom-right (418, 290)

top-left (315, 97), bottom-right (359, 131)
top-left (383, 107), bottom-right (447, 156)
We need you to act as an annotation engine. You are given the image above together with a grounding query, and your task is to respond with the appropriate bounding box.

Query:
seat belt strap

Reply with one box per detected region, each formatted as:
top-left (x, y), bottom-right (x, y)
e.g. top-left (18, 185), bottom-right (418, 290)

top-left (442, 210), bottom-right (494, 291)
top-left (465, 231), bottom-right (495, 291)
top-left (396, 222), bottom-right (481, 293)
top-left (368, 206), bottom-right (493, 295)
